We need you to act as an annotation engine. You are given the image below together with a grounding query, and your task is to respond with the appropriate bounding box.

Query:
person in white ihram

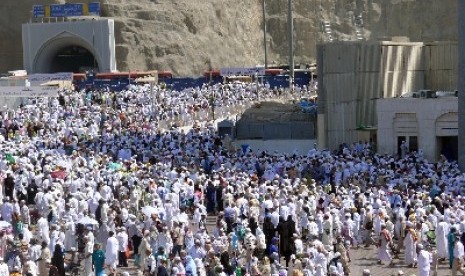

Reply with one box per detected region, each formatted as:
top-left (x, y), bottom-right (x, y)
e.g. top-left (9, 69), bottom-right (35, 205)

top-left (452, 236), bottom-right (465, 276)
top-left (105, 231), bottom-right (119, 274)
top-left (0, 257), bottom-right (8, 276)
top-left (435, 215), bottom-right (449, 262)
top-left (416, 244), bottom-right (431, 276)
top-left (83, 237), bottom-right (93, 276)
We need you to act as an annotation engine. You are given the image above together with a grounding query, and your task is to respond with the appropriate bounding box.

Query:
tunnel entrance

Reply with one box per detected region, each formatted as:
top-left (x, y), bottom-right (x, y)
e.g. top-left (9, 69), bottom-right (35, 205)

top-left (50, 45), bottom-right (98, 73)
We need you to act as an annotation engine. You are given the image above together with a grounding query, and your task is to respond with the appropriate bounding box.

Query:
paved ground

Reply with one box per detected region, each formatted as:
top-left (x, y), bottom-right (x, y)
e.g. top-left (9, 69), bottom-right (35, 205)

top-left (112, 246), bottom-right (453, 276)
top-left (106, 217), bottom-right (455, 276)
top-left (348, 245), bottom-right (451, 276)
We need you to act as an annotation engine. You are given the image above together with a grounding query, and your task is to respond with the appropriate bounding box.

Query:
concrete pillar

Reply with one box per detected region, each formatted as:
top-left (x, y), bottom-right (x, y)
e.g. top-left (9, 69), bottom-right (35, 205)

top-left (316, 43), bottom-right (327, 149)
top-left (458, 0), bottom-right (465, 170)
top-left (317, 114), bottom-right (326, 150)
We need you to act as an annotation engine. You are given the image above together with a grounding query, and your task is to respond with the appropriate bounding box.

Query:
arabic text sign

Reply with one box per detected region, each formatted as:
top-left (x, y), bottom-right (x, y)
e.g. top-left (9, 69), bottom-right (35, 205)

top-left (32, 3), bottom-right (101, 18)
top-left (28, 73), bottom-right (73, 82)
top-left (50, 3), bottom-right (84, 17)
top-left (33, 5), bottom-right (45, 18)
top-left (87, 2), bottom-right (101, 16)
top-left (220, 67), bottom-right (265, 76)
top-left (0, 87), bottom-right (58, 98)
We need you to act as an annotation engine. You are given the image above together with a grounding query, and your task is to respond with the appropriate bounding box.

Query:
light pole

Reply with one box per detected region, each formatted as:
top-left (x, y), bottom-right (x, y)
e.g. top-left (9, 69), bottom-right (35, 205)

top-left (92, 18), bottom-right (96, 72)
top-left (288, 0), bottom-right (294, 90)
top-left (209, 94), bottom-right (215, 121)
top-left (150, 79), bottom-right (155, 116)
top-left (255, 72), bottom-right (259, 100)
top-left (262, 0), bottom-right (268, 69)
top-left (458, 0), bottom-right (465, 170)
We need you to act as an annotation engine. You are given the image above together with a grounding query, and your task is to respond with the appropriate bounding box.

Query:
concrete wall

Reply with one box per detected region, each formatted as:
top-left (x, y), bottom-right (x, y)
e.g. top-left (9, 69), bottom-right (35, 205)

top-left (234, 139), bottom-right (317, 155)
top-left (377, 97), bottom-right (458, 161)
top-left (22, 19), bottom-right (116, 73)
top-left (235, 121), bottom-right (316, 140)
top-left (424, 41), bottom-right (458, 91)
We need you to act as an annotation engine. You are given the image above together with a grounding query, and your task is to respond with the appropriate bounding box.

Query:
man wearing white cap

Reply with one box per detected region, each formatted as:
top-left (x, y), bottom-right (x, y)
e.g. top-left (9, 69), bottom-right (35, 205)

top-left (436, 215), bottom-right (449, 261)
top-left (105, 231), bottom-right (119, 273)
top-left (452, 234), bottom-right (465, 276)
top-left (116, 227), bottom-right (128, 267)
top-left (24, 256), bottom-right (38, 276)
top-left (404, 221), bottom-right (418, 267)
top-left (416, 244), bottom-right (431, 276)
top-left (377, 224), bottom-right (393, 266)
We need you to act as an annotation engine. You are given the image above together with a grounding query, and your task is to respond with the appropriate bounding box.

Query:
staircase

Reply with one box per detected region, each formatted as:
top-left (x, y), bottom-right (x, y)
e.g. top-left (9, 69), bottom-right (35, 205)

top-left (354, 14), bottom-right (364, 41)
top-left (322, 20), bottom-right (334, 42)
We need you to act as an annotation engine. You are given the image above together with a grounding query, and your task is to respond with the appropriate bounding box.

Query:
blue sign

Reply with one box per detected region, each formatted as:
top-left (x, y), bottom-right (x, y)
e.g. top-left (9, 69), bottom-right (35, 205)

top-left (50, 3), bottom-right (84, 17)
top-left (32, 3), bottom-right (101, 18)
top-left (33, 5), bottom-right (45, 18)
top-left (88, 2), bottom-right (101, 16)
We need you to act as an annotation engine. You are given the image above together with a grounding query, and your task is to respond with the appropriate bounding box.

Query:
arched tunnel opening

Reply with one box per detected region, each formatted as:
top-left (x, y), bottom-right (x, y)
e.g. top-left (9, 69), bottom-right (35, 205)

top-left (49, 45), bottom-right (98, 73)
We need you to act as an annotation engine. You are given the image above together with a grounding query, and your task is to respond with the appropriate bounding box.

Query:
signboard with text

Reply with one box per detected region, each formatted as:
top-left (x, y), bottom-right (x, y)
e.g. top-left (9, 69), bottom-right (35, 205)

top-left (28, 72), bottom-right (73, 82)
top-left (50, 3), bottom-right (84, 17)
top-left (32, 2), bottom-right (101, 18)
top-left (220, 67), bottom-right (265, 76)
top-left (28, 73), bottom-right (73, 87)
top-left (0, 87), bottom-right (58, 98)
top-left (87, 2), bottom-right (101, 15)
top-left (33, 5), bottom-right (45, 18)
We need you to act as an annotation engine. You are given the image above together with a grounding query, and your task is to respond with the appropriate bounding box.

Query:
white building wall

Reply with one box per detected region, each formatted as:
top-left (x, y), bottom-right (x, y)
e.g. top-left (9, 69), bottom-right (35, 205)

top-left (22, 19), bottom-right (116, 73)
top-left (318, 40), bottom-right (457, 151)
top-left (377, 97), bottom-right (458, 161)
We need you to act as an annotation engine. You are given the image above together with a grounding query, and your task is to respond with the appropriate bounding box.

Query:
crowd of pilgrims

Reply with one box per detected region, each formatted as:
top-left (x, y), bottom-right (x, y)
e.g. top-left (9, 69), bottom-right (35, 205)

top-left (0, 82), bottom-right (462, 276)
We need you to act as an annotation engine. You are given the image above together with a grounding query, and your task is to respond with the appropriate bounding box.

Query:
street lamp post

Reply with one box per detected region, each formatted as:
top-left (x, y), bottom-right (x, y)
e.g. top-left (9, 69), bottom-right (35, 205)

top-left (92, 18), bottom-right (96, 72)
top-left (262, 0), bottom-right (268, 69)
top-left (255, 72), bottom-right (259, 101)
top-left (209, 94), bottom-right (215, 121)
top-left (151, 73), bottom-right (159, 117)
top-left (150, 80), bottom-right (155, 115)
top-left (458, 0), bottom-right (465, 170)
top-left (288, 0), bottom-right (295, 90)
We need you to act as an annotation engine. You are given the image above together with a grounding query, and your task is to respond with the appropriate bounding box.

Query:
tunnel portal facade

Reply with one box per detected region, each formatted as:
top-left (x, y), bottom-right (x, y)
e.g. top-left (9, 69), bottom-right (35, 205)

top-left (22, 19), bottom-right (116, 73)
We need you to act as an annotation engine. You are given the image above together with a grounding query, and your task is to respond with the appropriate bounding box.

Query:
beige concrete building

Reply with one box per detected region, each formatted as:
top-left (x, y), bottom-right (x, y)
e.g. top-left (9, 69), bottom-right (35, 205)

top-left (317, 40), bottom-right (457, 150)
top-left (22, 19), bottom-right (116, 73)
top-left (377, 97), bottom-right (458, 161)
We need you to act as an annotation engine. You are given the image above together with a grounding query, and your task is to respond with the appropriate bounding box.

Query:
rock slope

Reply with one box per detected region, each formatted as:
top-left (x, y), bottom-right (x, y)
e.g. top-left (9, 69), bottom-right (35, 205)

top-left (0, 0), bottom-right (458, 76)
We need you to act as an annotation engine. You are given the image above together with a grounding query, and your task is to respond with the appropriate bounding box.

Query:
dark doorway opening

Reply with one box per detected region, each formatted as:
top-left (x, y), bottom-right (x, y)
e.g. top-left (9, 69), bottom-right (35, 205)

top-left (409, 136), bottom-right (418, 152)
top-left (438, 136), bottom-right (458, 161)
top-left (50, 46), bottom-right (98, 73)
top-left (397, 136), bottom-right (406, 156)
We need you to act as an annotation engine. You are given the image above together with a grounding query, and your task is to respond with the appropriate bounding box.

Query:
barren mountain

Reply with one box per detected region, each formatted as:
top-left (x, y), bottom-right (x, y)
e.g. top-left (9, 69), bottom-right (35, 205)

top-left (0, 0), bottom-right (458, 76)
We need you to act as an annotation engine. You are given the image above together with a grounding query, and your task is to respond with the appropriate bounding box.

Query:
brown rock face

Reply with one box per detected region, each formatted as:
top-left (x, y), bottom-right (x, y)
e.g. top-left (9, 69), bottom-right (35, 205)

top-left (0, 0), bottom-right (458, 76)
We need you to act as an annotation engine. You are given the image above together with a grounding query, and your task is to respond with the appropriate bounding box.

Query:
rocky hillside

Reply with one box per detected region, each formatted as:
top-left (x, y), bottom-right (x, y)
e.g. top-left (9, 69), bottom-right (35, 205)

top-left (0, 0), bottom-right (458, 76)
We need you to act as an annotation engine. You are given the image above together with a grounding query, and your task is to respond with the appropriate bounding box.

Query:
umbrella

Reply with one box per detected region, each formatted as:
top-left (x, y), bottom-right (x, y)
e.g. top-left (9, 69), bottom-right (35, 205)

top-left (5, 154), bottom-right (15, 165)
top-left (51, 170), bottom-right (67, 180)
top-left (77, 216), bottom-right (98, 225)
top-left (0, 221), bottom-right (11, 229)
top-left (141, 206), bottom-right (158, 217)
top-left (108, 162), bottom-right (122, 171)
